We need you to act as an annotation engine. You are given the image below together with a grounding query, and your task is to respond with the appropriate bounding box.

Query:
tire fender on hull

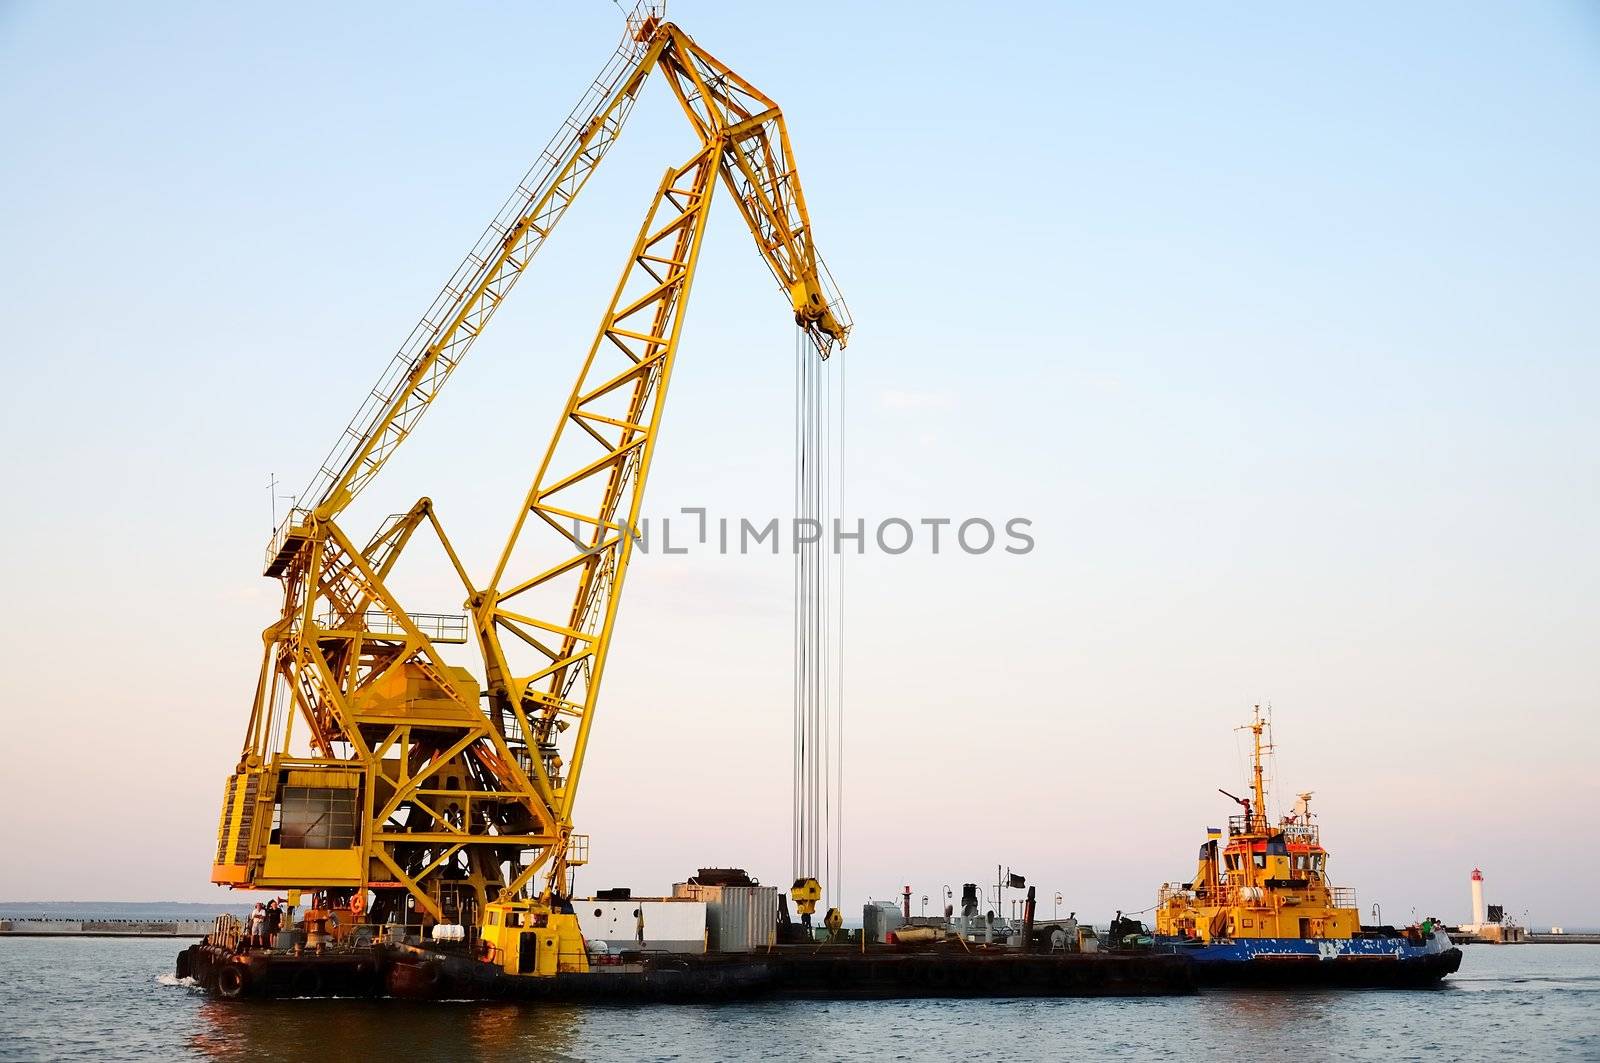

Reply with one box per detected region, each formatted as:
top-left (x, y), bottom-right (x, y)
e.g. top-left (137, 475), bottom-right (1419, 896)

top-left (215, 964), bottom-right (250, 1000)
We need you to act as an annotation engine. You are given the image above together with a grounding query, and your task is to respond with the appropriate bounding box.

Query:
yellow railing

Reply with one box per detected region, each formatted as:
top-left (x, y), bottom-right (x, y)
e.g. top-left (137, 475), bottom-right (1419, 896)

top-left (1159, 881), bottom-right (1357, 911)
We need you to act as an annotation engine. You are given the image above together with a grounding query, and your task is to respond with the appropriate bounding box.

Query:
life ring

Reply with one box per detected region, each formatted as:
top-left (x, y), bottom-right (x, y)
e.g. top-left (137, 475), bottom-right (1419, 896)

top-left (349, 893), bottom-right (365, 918)
top-left (215, 964), bottom-right (250, 1000)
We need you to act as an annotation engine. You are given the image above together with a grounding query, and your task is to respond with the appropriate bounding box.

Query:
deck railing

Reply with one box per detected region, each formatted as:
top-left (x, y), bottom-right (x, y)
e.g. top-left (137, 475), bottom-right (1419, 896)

top-left (263, 507), bottom-right (313, 575)
top-left (358, 610), bottom-right (469, 643)
top-left (1157, 882), bottom-right (1359, 912)
top-left (314, 609), bottom-right (470, 644)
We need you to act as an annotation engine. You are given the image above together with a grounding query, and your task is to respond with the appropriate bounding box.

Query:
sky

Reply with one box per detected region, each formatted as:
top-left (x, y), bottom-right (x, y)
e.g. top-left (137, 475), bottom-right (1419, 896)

top-left (0, 1), bottom-right (1596, 927)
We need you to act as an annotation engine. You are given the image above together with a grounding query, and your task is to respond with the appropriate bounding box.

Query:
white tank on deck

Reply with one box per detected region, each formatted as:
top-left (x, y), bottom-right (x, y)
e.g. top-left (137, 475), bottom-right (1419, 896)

top-left (431, 923), bottom-right (466, 943)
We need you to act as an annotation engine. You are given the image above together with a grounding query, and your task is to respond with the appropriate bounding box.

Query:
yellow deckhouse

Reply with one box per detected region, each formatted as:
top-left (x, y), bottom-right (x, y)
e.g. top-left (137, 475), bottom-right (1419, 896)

top-left (1155, 707), bottom-right (1360, 943)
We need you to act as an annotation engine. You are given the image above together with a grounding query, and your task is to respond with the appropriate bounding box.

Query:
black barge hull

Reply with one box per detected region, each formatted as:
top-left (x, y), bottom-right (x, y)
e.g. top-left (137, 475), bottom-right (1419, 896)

top-left (767, 949), bottom-right (1193, 998)
top-left (177, 942), bottom-right (1194, 1001)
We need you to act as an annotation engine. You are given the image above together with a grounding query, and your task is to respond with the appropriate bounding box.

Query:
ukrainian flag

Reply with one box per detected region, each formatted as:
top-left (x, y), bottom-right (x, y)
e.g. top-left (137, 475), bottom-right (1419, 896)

top-left (1207, 826), bottom-right (1222, 839)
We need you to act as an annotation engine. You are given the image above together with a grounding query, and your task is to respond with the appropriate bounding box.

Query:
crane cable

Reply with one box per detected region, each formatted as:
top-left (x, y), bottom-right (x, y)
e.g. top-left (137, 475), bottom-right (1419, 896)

top-left (793, 326), bottom-right (844, 905)
top-left (792, 327), bottom-right (803, 882)
top-left (834, 336), bottom-right (845, 909)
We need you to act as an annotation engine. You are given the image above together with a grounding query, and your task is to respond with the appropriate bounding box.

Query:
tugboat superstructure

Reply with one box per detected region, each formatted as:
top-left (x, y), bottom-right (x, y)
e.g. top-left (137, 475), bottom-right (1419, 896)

top-left (1152, 706), bottom-right (1461, 986)
top-left (1156, 707), bottom-right (1359, 942)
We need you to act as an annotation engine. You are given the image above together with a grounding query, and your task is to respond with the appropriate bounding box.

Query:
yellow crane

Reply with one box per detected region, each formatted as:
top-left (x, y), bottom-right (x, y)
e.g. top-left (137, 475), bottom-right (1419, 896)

top-left (210, 9), bottom-right (849, 976)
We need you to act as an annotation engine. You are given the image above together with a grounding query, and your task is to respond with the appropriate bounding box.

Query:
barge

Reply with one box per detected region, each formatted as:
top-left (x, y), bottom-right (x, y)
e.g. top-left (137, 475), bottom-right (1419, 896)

top-left (178, 867), bottom-right (1193, 1001)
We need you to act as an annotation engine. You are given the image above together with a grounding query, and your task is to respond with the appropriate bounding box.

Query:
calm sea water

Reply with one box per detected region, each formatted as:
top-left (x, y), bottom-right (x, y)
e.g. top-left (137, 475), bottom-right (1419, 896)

top-left (0, 937), bottom-right (1596, 1061)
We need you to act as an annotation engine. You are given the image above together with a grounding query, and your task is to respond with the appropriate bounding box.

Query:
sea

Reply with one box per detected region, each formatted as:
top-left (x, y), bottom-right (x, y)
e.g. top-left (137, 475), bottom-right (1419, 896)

top-left (1, 911), bottom-right (1596, 1061)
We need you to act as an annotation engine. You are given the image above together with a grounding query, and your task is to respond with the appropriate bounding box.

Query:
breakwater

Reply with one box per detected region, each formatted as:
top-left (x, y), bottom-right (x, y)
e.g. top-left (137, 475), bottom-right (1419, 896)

top-left (0, 919), bottom-right (213, 938)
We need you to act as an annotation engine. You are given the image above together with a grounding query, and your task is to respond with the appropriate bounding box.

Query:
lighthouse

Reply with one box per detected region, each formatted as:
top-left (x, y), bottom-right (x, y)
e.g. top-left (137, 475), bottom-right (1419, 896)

top-left (1470, 868), bottom-right (1486, 927)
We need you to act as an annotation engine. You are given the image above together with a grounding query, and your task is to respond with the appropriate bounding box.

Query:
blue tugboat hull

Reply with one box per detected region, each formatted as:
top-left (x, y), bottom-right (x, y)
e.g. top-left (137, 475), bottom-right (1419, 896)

top-left (1154, 932), bottom-right (1461, 987)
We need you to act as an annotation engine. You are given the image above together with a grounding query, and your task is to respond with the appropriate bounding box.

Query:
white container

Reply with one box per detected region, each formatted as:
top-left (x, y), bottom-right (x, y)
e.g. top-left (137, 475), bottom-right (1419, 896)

top-left (577, 899), bottom-right (707, 954)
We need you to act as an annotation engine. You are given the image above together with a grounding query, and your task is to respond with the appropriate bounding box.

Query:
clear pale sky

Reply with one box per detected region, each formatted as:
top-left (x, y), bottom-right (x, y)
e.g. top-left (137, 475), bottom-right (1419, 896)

top-left (1, 2), bottom-right (1595, 927)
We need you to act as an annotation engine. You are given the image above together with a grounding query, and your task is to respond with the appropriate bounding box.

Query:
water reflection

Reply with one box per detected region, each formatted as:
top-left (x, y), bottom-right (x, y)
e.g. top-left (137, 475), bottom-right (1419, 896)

top-left (189, 998), bottom-right (586, 1062)
top-left (13, 934), bottom-right (1592, 1063)
top-left (1209, 988), bottom-right (1338, 1031)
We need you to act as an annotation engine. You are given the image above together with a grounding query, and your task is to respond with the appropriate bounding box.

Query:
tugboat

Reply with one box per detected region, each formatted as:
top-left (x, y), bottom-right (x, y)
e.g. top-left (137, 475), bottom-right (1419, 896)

top-left (1151, 706), bottom-right (1461, 987)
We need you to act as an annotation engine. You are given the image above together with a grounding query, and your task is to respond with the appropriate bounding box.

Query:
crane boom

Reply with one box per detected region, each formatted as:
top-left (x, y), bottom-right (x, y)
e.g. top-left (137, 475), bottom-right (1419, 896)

top-left (295, 14), bottom-right (662, 523)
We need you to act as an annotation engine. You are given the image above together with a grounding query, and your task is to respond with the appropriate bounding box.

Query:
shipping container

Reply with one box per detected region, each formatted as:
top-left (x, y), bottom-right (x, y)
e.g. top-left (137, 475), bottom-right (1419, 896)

top-left (862, 901), bottom-right (905, 943)
top-left (672, 883), bottom-right (778, 952)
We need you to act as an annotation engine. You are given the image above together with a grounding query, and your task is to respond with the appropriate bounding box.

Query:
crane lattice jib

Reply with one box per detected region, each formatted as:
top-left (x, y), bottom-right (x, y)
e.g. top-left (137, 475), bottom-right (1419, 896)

top-left (288, 18), bottom-right (849, 534)
top-left (658, 26), bottom-right (850, 357)
top-left (475, 23), bottom-right (851, 857)
top-left (295, 18), bottom-right (663, 524)
top-left (509, 26), bottom-right (856, 759)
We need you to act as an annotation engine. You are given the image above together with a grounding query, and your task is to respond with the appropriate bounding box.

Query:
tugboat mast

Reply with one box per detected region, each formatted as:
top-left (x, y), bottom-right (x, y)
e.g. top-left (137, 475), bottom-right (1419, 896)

top-left (1243, 704), bottom-right (1271, 832)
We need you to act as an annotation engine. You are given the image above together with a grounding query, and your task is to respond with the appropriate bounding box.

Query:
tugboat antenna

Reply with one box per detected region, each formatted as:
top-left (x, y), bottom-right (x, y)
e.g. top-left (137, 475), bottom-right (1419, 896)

top-left (1235, 704), bottom-right (1272, 832)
